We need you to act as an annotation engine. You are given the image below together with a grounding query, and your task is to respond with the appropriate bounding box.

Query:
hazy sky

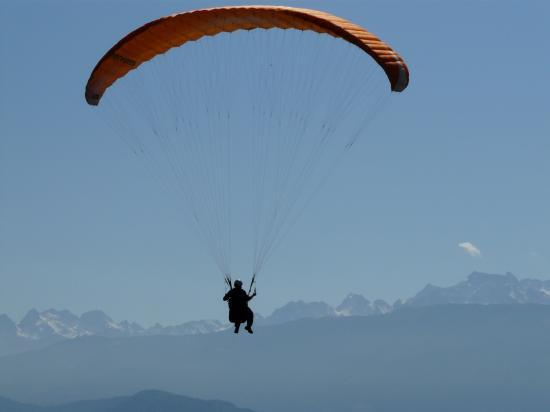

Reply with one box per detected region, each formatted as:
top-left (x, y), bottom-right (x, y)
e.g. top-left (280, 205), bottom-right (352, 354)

top-left (1, 0), bottom-right (549, 325)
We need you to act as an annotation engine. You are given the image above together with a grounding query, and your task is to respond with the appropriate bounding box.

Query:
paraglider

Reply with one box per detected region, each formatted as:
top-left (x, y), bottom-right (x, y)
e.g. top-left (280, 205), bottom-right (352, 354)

top-left (85, 5), bottom-right (409, 313)
top-left (223, 278), bottom-right (257, 334)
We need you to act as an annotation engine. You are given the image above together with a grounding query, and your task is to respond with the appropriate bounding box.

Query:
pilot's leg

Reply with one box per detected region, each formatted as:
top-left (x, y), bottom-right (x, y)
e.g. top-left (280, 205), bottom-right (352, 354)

top-left (245, 308), bottom-right (254, 333)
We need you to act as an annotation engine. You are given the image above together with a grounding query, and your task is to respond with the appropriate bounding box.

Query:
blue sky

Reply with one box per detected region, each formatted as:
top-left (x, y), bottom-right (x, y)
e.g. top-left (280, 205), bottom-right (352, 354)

top-left (1, 0), bottom-right (549, 325)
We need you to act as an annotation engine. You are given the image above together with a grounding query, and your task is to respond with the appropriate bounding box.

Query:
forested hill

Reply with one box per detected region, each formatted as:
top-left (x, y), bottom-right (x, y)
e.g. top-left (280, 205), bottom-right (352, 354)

top-left (0, 391), bottom-right (254, 412)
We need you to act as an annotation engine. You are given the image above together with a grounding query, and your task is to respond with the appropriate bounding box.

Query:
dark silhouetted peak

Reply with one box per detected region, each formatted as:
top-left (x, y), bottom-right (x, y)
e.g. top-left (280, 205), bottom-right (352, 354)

top-left (119, 390), bottom-right (254, 411)
top-left (0, 391), bottom-right (254, 412)
top-left (0, 314), bottom-right (17, 337)
top-left (0, 395), bottom-right (41, 412)
top-left (19, 309), bottom-right (40, 325)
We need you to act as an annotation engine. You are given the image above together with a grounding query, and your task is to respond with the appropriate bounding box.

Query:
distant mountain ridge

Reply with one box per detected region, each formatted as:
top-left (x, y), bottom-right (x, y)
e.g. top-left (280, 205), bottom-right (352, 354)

top-left (1, 271), bottom-right (549, 357)
top-left (0, 395), bottom-right (41, 412)
top-left (1, 305), bottom-right (549, 412)
top-left (0, 390), bottom-right (254, 412)
top-left (0, 295), bottom-right (394, 356)
top-left (399, 271), bottom-right (550, 307)
top-left (0, 310), bottom-right (227, 357)
top-left (12, 309), bottom-right (226, 341)
top-left (260, 293), bottom-right (392, 326)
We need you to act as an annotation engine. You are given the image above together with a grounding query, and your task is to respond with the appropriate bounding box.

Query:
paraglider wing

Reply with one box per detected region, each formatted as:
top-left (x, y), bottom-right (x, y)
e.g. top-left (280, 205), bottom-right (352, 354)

top-left (85, 4), bottom-right (410, 279)
top-left (85, 5), bottom-right (409, 105)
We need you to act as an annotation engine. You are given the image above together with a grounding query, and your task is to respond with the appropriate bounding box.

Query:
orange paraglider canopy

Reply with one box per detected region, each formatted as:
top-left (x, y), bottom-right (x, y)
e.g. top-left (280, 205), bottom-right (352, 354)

top-left (85, 5), bottom-right (409, 105)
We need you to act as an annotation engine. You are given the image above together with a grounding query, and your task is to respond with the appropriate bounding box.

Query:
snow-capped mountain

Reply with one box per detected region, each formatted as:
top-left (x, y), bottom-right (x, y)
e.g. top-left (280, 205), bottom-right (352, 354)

top-left (261, 272), bottom-right (550, 324)
top-left (262, 300), bottom-right (336, 325)
top-left (0, 309), bottom-right (227, 356)
top-left (14, 308), bottom-right (140, 340)
top-left (402, 272), bottom-right (550, 307)
top-left (2, 271), bottom-right (549, 357)
top-left (18, 308), bottom-right (82, 340)
top-left (79, 310), bottom-right (145, 337)
top-left (336, 293), bottom-right (392, 316)
top-left (259, 295), bottom-right (392, 325)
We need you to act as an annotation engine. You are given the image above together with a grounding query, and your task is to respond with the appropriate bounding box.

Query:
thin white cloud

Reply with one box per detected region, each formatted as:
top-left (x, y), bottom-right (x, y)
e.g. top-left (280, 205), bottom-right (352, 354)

top-left (458, 242), bottom-right (482, 258)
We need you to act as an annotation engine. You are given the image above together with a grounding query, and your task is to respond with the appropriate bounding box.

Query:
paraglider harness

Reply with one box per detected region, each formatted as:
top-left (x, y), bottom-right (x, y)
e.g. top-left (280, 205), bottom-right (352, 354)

top-left (224, 273), bottom-right (256, 296)
top-left (224, 274), bottom-right (256, 324)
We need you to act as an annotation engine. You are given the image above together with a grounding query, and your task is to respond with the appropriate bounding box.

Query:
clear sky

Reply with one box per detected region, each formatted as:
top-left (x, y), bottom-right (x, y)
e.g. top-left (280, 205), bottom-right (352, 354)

top-left (1, 0), bottom-right (549, 326)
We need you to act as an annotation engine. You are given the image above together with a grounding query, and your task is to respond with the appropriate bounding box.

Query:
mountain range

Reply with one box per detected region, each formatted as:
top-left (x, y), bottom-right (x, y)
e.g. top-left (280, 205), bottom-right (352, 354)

top-left (400, 271), bottom-right (550, 306)
top-left (1, 271), bottom-right (549, 357)
top-left (0, 390), bottom-right (254, 412)
top-left (0, 272), bottom-right (550, 356)
top-left (2, 272), bottom-right (550, 411)
top-left (1, 304), bottom-right (549, 412)
top-left (0, 293), bottom-right (391, 357)
top-left (0, 308), bottom-right (226, 357)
